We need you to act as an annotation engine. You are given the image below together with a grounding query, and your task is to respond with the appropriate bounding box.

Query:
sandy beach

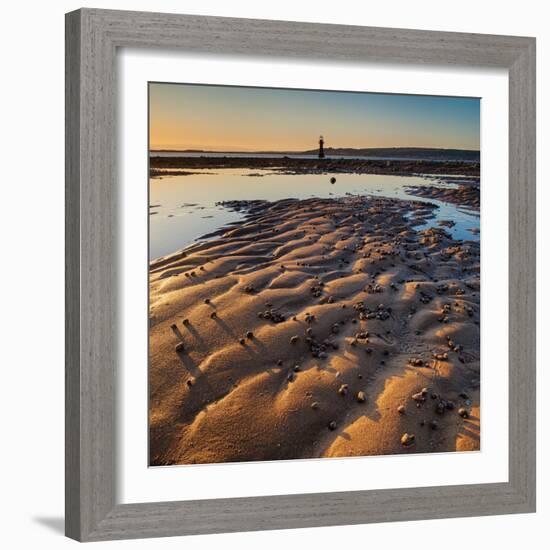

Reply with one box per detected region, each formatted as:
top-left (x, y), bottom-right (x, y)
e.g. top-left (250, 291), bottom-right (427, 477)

top-left (149, 184), bottom-right (480, 466)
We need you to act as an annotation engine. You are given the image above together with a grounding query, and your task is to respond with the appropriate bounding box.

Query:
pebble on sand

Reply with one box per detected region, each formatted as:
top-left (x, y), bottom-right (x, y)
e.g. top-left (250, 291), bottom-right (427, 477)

top-left (401, 433), bottom-right (415, 447)
top-left (328, 420), bottom-right (338, 430)
top-left (330, 177), bottom-right (336, 184)
top-left (175, 342), bottom-right (185, 353)
top-left (246, 331), bottom-right (254, 339)
top-left (356, 391), bottom-right (367, 403)
top-left (338, 384), bottom-right (349, 396)
top-left (311, 401), bottom-right (320, 410)
top-left (411, 392), bottom-right (426, 403)
top-left (458, 407), bottom-right (470, 418)
top-left (290, 335), bottom-right (299, 344)
top-left (397, 405), bottom-right (406, 414)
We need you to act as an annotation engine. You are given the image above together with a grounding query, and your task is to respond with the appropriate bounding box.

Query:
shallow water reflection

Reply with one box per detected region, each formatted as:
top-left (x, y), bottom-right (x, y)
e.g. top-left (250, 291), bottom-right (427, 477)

top-left (149, 169), bottom-right (479, 260)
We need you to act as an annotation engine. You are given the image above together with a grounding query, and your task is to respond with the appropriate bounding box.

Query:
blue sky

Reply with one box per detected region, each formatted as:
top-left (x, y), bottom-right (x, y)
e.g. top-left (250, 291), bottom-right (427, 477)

top-left (150, 83), bottom-right (480, 151)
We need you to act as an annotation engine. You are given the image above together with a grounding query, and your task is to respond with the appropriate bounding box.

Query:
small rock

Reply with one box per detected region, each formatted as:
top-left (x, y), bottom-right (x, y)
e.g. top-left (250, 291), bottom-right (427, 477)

top-left (458, 408), bottom-right (470, 419)
top-left (356, 391), bottom-right (367, 403)
top-left (246, 331), bottom-right (254, 339)
top-left (397, 405), bottom-right (406, 414)
top-left (330, 177), bottom-right (336, 184)
top-left (210, 311), bottom-right (217, 319)
top-left (430, 419), bottom-right (438, 430)
top-left (239, 338), bottom-right (246, 345)
top-left (182, 318), bottom-right (190, 325)
top-left (311, 401), bottom-right (320, 410)
top-left (175, 342), bottom-right (185, 353)
top-left (401, 433), bottom-right (415, 447)
top-left (290, 335), bottom-right (299, 344)
top-left (411, 392), bottom-right (425, 403)
top-left (328, 420), bottom-right (337, 430)
top-left (338, 384), bottom-right (349, 396)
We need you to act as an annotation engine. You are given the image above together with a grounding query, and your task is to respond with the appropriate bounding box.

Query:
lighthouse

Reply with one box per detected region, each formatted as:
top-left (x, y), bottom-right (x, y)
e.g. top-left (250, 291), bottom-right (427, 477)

top-left (318, 135), bottom-right (325, 159)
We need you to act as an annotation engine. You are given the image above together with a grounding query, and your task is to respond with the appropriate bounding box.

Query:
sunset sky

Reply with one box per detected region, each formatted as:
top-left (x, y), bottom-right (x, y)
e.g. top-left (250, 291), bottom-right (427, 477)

top-left (149, 83), bottom-right (480, 152)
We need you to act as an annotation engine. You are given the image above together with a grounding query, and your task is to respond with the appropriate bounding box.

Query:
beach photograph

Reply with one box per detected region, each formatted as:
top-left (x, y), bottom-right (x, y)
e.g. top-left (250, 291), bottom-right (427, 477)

top-left (148, 83), bottom-right (481, 466)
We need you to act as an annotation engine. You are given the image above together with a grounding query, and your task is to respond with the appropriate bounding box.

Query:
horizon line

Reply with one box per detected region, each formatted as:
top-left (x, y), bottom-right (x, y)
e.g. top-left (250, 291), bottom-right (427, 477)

top-left (149, 145), bottom-right (481, 153)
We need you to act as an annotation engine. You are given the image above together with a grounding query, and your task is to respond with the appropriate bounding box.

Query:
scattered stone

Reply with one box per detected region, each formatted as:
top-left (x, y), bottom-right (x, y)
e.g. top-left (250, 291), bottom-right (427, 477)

top-left (204, 298), bottom-right (210, 304)
top-left (430, 420), bottom-right (438, 430)
top-left (458, 408), bottom-right (470, 419)
top-left (338, 384), bottom-right (349, 396)
top-left (182, 318), bottom-right (190, 325)
top-left (401, 433), bottom-right (415, 447)
top-left (330, 177), bottom-right (336, 184)
top-left (397, 405), bottom-right (406, 414)
top-left (311, 401), bottom-right (320, 410)
top-left (175, 342), bottom-right (185, 353)
top-left (356, 391), bottom-right (367, 403)
top-left (408, 357), bottom-right (424, 367)
top-left (239, 338), bottom-right (246, 345)
top-left (328, 420), bottom-right (337, 431)
top-left (412, 392), bottom-right (426, 403)
top-left (210, 311), bottom-right (217, 319)
top-left (290, 335), bottom-right (299, 344)
top-left (246, 331), bottom-right (254, 339)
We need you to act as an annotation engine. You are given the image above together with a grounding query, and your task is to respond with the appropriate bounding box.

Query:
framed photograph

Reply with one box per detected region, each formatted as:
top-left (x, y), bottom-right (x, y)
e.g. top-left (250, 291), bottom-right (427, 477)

top-left (65, 8), bottom-right (536, 542)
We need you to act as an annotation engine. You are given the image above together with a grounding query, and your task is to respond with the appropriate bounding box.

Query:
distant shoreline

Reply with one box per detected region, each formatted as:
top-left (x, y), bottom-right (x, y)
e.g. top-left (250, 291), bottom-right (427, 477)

top-left (150, 146), bottom-right (480, 162)
top-left (149, 156), bottom-right (480, 178)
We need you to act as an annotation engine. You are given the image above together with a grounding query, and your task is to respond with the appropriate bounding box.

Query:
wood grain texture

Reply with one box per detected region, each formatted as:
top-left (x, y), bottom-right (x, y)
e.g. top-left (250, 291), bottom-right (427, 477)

top-left (65, 8), bottom-right (536, 542)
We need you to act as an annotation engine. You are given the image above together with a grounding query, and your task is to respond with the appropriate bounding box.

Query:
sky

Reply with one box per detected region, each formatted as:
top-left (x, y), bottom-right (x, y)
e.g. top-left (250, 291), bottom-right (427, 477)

top-left (149, 82), bottom-right (480, 152)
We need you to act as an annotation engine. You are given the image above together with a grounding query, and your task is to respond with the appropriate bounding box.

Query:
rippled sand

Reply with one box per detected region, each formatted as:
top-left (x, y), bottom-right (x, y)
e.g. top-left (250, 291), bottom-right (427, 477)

top-left (149, 194), bottom-right (480, 466)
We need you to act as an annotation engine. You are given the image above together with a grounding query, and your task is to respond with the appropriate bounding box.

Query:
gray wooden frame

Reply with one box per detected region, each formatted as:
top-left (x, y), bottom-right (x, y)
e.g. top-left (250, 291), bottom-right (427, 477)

top-left (65, 8), bottom-right (536, 542)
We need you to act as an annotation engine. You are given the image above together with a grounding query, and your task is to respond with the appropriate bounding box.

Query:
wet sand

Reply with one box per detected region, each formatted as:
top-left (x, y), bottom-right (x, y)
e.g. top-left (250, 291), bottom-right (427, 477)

top-left (149, 192), bottom-right (480, 466)
top-left (406, 182), bottom-right (480, 208)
